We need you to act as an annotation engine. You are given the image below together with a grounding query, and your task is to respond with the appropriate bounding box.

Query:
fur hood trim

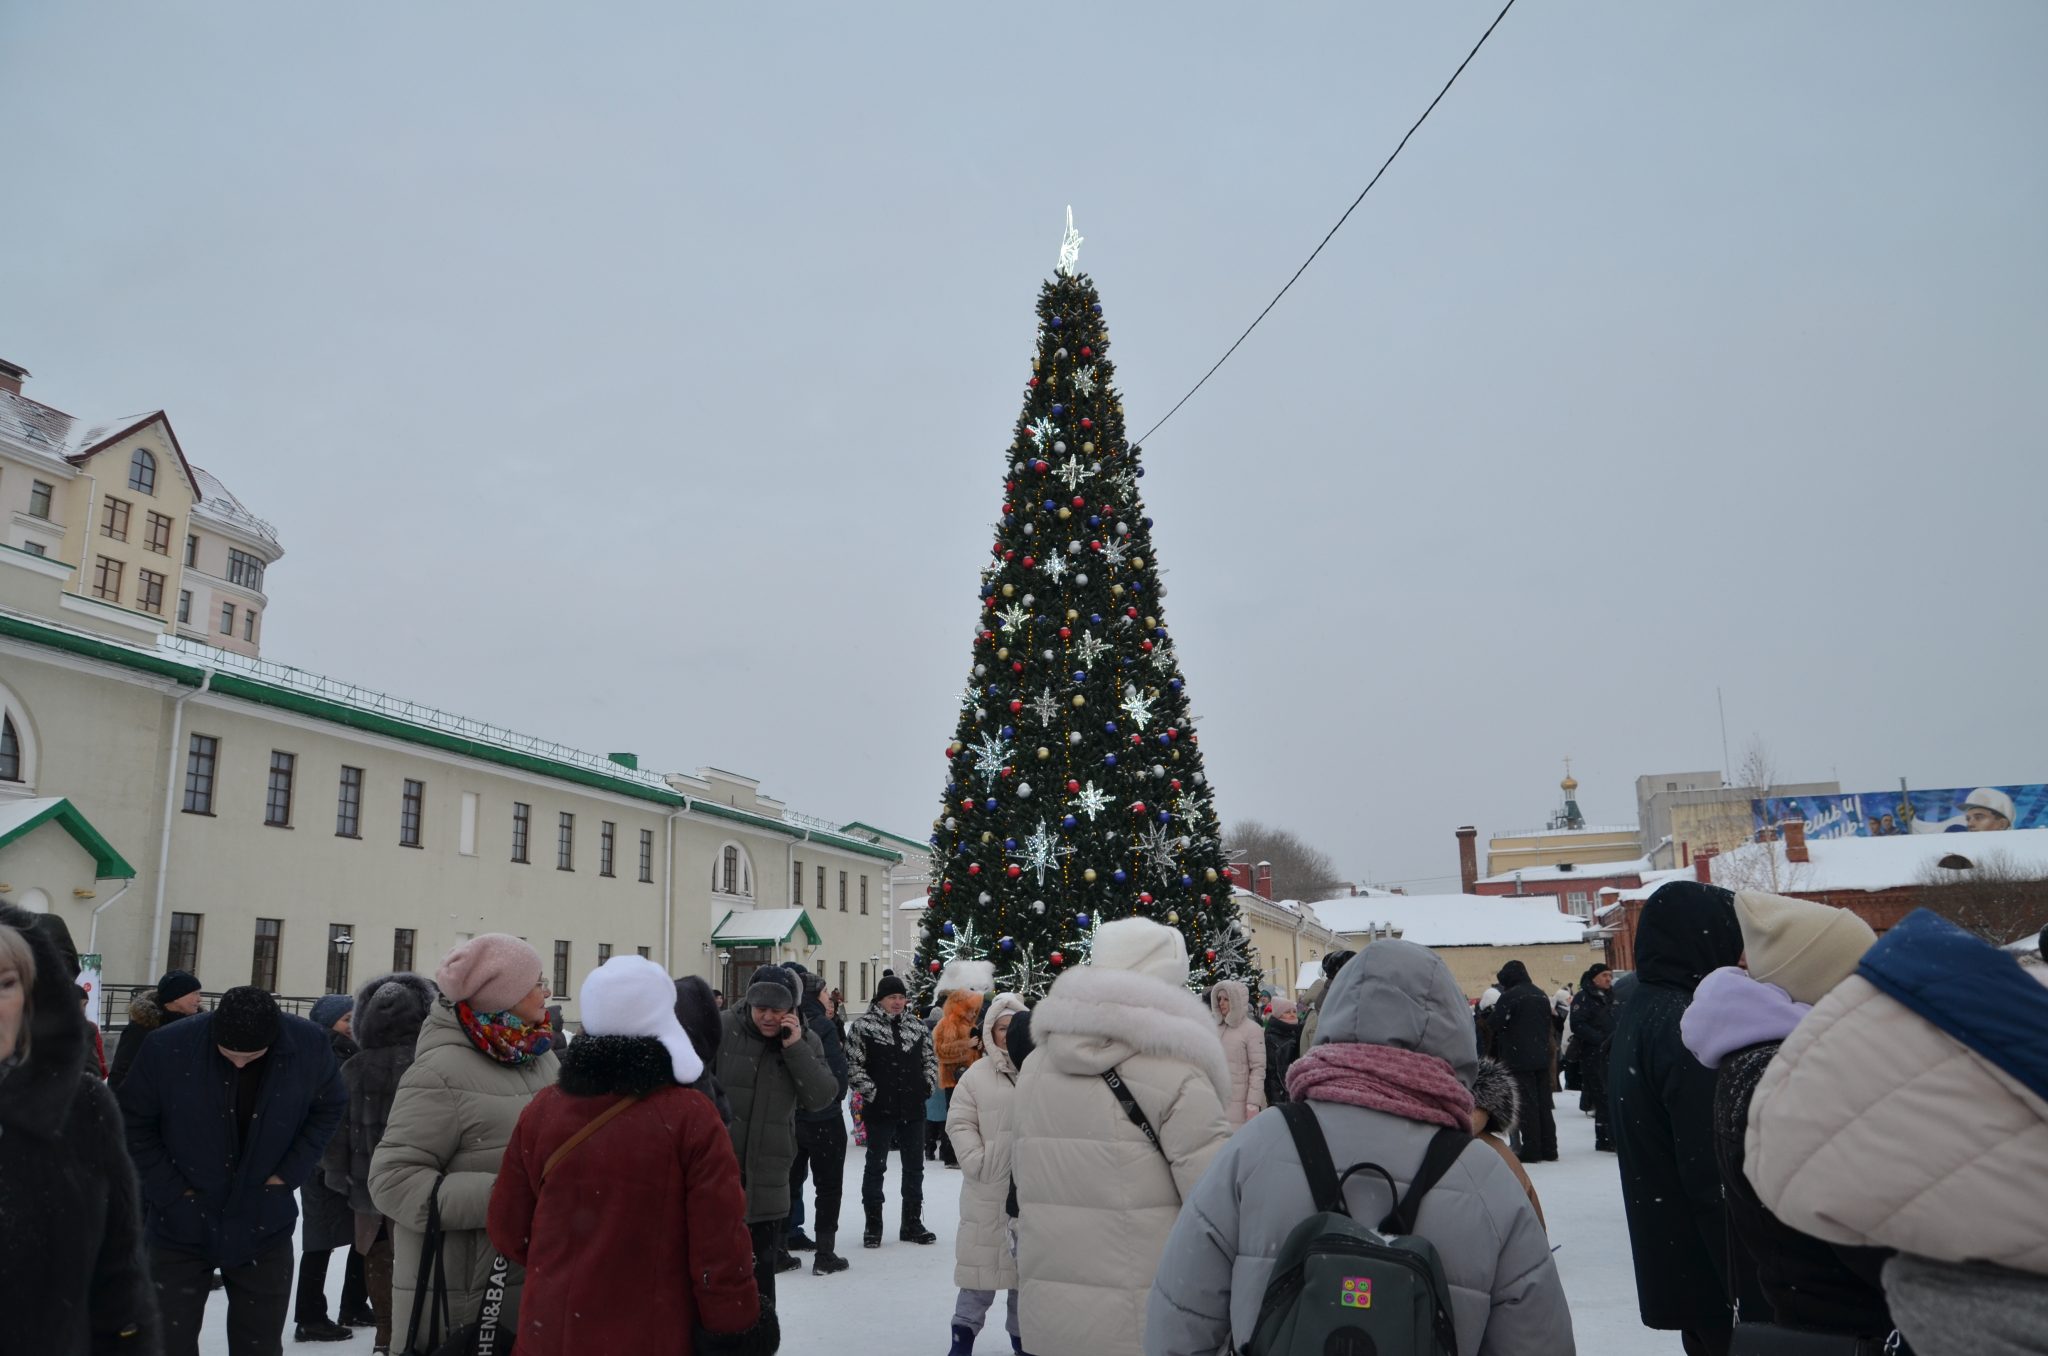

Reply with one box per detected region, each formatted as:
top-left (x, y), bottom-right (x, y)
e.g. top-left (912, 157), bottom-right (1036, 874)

top-left (1033, 965), bottom-right (1230, 1103)
top-left (982, 992), bottom-right (1029, 1076)
top-left (127, 987), bottom-right (170, 1030)
top-left (1209, 979), bottom-right (1252, 1029)
top-left (1470, 1057), bottom-right (1520, 1135)
top-left (557, 1034), bottom-right (679, 1098)
top-left (352, 971), bottom-right (438, 1051)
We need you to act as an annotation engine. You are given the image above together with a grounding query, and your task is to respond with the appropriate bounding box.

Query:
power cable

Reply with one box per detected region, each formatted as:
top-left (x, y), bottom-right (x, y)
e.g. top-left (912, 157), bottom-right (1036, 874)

top-left (1136, 0), bottom-right (1523, 447)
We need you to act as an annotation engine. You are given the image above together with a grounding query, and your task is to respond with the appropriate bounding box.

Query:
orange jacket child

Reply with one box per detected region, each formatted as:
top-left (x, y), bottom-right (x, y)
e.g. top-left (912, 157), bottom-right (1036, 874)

top-left (934, 987), bottom-right (986, 1090)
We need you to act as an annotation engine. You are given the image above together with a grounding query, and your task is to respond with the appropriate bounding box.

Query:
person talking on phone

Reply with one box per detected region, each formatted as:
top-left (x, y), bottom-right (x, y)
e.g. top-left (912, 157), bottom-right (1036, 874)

top-left (716, 967), bottom-right (838, 1306)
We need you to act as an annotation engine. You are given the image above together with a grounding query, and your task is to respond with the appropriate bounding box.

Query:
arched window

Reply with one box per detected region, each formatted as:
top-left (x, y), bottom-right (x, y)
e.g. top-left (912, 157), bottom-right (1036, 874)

top-left (0, 716), bottom-right (19, 782)
top-left (129, 448), bottom-right (157, 495)
top-left (714, 842), bottom-right (755, 898)
top-left (0, 685), bottom-right (33, 790)
top-left (722, 845), bottom-right (740, 895)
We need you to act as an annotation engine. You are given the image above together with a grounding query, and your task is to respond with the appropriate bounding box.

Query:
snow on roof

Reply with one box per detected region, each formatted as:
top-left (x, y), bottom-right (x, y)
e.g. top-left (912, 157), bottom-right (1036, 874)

top-left (1709, 829), bottom-right (2048, 894)
top-left (0, 389), bottom-right (79, 458)
top-left (1491, 823), bottom-right (1640, 839)
top-left (1618, 867), bottom-right (1696, 902)
top-left (0, 796), bottom-right (65, 837)
top-left (190, 465), bottom-right (281, 548)
top-left (1309, 892), bottom-right (1587, 947)
top-left (1478, 855), bottom-right (1652, 886)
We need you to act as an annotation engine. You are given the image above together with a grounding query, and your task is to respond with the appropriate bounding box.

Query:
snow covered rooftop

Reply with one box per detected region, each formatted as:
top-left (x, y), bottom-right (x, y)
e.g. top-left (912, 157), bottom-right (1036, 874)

top-left (1478, 855), bottom-right (1652, 886)
top-left (1708, 829), bottom-right (2048, 894)
top-left (1309, 892), bottom-right (1587, 947)
top-left (190, 465), bottom-right (280, 548)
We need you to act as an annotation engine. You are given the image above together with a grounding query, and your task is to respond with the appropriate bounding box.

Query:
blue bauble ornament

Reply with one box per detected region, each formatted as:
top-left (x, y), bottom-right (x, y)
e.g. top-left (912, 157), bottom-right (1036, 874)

top-left (1043, 499), bottom-right (1057, 512)
top-left (1001, 936), bottom-right (1015, 951)
top-left (1157, 734), bottom-right (1171, 746)
top-left (1052, 403), bottom-right (1065, 417)
top-left (1088, 515), bottom-right (1101, 528)
top-left (1002, 724), bottom-right (1015, 739)
top-left (1072, 671), bottom-right (1086, 683)
top-left (1136, 466), bottom-right (1146, 478)
top-left (984, 798), bottom-right (999, 812)
top-left (1092, 303), bottom-right (1102, 315)
top-left (1090, 613), bottom-right (1103, 624)
top-left (942, 922), bottom-right (956, 937)
top-left (1157, 810), bottom-right (1171, 824)
top-left (1132, 581), bottom-right (1144, 593)
top-left (1142, 514), bottom-right (1154, 525)
top-left (1062, 815), bottom-right (1077, 829)
top-left (1105, 721), bottom-right (1118, 734)
top-left (1181, 875), bottom-right (1195, 888)
top-left (1051, 316), bottom-right (1064, 328)
top-left (1076, 912), bottom-right (1091, 927)
top-left (1112, 870), bottom-right (1128, 885)
top-left (1169, 678), bottom-right (1183, 692)
top-left (1104, 753), bottom-right (1118, 767)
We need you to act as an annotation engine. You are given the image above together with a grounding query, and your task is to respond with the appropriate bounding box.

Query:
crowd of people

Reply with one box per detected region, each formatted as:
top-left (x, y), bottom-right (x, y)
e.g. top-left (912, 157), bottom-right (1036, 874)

top-left (1, 885), bottom-right (2043, 1356)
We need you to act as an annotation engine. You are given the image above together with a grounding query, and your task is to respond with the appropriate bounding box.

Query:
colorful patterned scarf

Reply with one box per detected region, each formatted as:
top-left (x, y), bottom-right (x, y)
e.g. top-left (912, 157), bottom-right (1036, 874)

top-left (1285, 1041), bottom-right (1475, 1133)
top-left (454, 1000), bottom-right (553, 1068)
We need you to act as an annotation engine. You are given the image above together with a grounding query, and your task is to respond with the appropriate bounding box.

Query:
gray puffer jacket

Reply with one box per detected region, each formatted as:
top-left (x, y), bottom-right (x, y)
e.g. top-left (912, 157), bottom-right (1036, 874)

top-left (322, 973), bottom-right (436, 1220)
top-left (1144, 939), bottom-right (1575, 1356)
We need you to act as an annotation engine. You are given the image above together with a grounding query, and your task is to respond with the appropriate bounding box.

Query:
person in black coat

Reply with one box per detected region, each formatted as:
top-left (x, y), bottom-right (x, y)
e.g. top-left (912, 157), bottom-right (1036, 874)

top-left (120, 985), bottom-right (348, 1356)
top-left (674, 973), bottom-right (735, 1124)
top-left (0, 906), bottom-right (157, 1354)
top-left (108, 968), bottom-right (206, 1090)
top-left (1489, 959), bottom-right (1559, 1162)
top-left (1609, 881), bottom-right (1764, 1356)
top-left (1569, 963), bottom-right (1616, 1151)
top-left (292, 994), bottom-right (368, 1341)
top-left (1261, 996), bottom-right (1302, 1105)
top-left (786, 964), bottom-right (852, 1274)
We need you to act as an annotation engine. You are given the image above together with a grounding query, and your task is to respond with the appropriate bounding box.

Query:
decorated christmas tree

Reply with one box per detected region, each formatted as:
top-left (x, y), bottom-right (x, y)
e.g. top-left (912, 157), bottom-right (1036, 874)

top-left (914, 212), bottom-right (1258, 1003)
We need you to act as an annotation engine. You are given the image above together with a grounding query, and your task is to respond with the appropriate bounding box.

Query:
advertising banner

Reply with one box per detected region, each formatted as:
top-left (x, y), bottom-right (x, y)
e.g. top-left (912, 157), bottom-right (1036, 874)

top-left (1753, 784), bottom-right (2048, 840)
top-left (77, 951), bottom-right (104, 1027)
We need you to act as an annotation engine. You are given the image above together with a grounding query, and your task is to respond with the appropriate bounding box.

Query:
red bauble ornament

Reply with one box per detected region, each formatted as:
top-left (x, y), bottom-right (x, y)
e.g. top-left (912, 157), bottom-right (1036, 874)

top-left (944, 746), bottom-right (958, 759)
top-left (1126, 606), bottom-right (1139, 618)
top-left (1130, 735), bottom-right (1141, 746)
top-left (1003, 549), bottom-right (1015, 560)
top-left (1002, 502), bottom-right (1013, 514)
top-left (1071, 496), bottom-right (1085, 509)
top-left (1081, 417), bottom-right (1094, 430)
top-left (1066, 779), bottom-right (1080, 793)
top-left (1028, 377), bottom-right (1039, 388)
top-left (942, 882), bottom-right (952, 893)
top-left (1007, 864), bottom-right (1022, 878)
top-left (1131, 802), bottom-right (1148, 815)
top-left (1223, 866), bottom-right (1238, 880)
top-left (1059, 627), bottom-right (1072, 640)
top-left (1140, 640), bottom-right (1154, 652)
top-left (1050, 951), bottom-right (1064, 966)
top-left (1011, 661), bottom-right (1024, 673)
top-left (1167, 729), bottom-right (1178, 741)
top-left (1139, 892), bottom-right (1153, 905)
top-left (1201, 894), bottom-right (1212, 904)
top-left (962, 799), bottom-right (977, 812)
top-left (1205, 949), bottom-right (1217, 963)
top-left (1089, 540), bottom-right (1102, 552)
top-left (968, 863), bottom-right (981, 875)
top-left (1022, 556), bottom-right (1035, 568)
top-left (1034, 459), bottom-right (1050, 473)
top-left (931, 960), bottom-right (943, 973)
top-left (1080, 347), bottom-right (1093, 358)
top-left (1170, 779), bottom-right (1182, 791)
top-left (1009, 699), bottom-right (1023, 714)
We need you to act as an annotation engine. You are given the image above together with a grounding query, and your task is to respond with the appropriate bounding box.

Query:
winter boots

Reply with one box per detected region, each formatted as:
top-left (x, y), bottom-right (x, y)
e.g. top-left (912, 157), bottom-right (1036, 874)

top-left (949, 1324), bottom-right (976, 1356)
top-left (786, 1227), bottom-right (816, 1251)
top-left (812, 1232), bottom-right (850, 1275)
top-left (900, 1209), bottom-right (937, 1245)
top-left (863, 1204), bottom-right (885, 1249)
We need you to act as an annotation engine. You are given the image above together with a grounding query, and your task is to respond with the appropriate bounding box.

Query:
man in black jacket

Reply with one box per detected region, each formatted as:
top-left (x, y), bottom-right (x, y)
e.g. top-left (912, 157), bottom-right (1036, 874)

top-left (108, 969), bottom-right (205, 1090)
top-left (1569, 963), bottom-right (1617, 1151)
top-left (120, 986), bottom-right (347, 1356)
top-left (1491, 959), bottom-right (1559, 1162)
top-left (844, 974), bottom-right (939, 1249)
top-left (785, 964), bottom-right (852, 1275)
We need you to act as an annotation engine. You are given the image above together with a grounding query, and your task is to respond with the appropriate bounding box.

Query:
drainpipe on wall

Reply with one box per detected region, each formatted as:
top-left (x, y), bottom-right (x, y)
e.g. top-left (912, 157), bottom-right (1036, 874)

top-left (146, 670), bottom-right (209, 977)
top-left (87, 879), bottom-right (134, 954)
top-left (71, 471), bottom-right (100, 598)
top-left (662, 803), bottom-right (685, 969)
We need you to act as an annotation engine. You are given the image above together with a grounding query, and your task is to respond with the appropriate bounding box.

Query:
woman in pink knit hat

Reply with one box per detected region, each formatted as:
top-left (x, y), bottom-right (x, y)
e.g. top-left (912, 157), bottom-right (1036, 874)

top-left (369, 934), bottom-right (560, 1352)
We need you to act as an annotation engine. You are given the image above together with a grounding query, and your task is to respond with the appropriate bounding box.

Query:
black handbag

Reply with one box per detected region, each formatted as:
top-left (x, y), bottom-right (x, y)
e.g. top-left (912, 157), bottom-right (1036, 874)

top-left (403, 1174), bottom-right (512, 1356)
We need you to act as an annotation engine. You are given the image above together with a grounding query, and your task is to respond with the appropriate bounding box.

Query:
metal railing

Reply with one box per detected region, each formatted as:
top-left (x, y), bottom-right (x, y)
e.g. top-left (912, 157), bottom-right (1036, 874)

top-left (98, 984), bottom-right (325, 1031)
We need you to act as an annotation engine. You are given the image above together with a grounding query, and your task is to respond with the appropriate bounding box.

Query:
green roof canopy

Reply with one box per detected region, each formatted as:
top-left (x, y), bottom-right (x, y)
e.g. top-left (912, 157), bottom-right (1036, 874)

top-left (0, 797), bottom-right (137, 879)
top-left (711, 908), bottom-right (822, 948)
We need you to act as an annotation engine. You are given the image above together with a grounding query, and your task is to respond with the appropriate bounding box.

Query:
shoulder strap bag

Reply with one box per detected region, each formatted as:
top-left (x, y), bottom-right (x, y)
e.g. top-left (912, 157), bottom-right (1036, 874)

top-left (1102, 1066), bottom-right (1169, 1160)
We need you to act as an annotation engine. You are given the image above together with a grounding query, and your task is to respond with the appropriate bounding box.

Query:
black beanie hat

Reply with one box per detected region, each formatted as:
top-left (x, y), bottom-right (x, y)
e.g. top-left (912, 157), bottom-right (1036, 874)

top-left (156, 969), bottom-right (202, 1004)
top-left (874, 974), bottom-right (909, 1002)
top-left (213, 986), bottom-right (280, 1052)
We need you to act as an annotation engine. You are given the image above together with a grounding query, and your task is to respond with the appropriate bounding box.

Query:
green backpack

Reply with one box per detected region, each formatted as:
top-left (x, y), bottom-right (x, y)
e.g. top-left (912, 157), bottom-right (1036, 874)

top-left (1246, 1102), bottom-right (1466, 1356)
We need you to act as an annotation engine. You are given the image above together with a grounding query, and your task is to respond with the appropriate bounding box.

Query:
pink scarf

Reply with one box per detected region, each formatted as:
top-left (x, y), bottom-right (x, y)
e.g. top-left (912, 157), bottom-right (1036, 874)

top-left (1285, 1042), bottom-right (1475, 1133)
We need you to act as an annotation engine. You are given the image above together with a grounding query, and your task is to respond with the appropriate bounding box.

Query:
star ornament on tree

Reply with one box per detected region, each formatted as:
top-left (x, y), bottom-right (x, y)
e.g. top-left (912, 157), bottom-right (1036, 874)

top-left (1121, 687), bottom-right (1156, 731)
top-left (935, 919), bottom-right (985, 971)
top-left (1071, 781), bottom-right (1111, 821)
top-left (1100, 537), bottom-right (1130, 568)
top-left (1009, 820), bottom-right (1074, 887)
top-left (1054, 456), bottom-right (1095, 492)
top-left (1070, 364), bottom-right (1099, 397)
top-left (1074, 631), bottom-right (1111, 668)
top-left (1041, 551), bottom-right (1069, 583)
top-left (1137, 820), bottom-right (1188, 884)
top-left (1056, 204), bottom-right (1084, 278)
top-left (996, 602), bottom-right (1030, 633)
top-left (968, 732), bottom-right (1010, 792)
top-left (1030, 686), bottom-right (1063, 726)
top-left (1028, 416), bottom-right (1057, 450)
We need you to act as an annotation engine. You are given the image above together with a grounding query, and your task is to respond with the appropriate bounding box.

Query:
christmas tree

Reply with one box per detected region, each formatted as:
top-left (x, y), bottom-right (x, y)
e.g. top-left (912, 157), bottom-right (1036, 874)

top-left (915, 213), bottom-right (1258, 1003)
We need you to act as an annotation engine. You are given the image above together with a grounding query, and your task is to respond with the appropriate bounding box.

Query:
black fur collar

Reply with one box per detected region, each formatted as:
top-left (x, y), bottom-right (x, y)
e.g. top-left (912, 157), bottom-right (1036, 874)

top-left (557, 1035), bottom-right (679, 1097)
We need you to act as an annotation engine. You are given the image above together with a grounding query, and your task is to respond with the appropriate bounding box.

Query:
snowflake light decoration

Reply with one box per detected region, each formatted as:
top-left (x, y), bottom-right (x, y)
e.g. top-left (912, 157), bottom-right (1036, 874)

top-left (1150, 642), bottom-right (1177, 673)
top-left (1041, 551), bottom-right (1069, 582)
top-left (1172, 788), bottom-right (1208, 825)
top-left (996, 602), bottom-right (1029, 634)
top-left (1054, 456), bottom-right (1095, 492)
top-left (1073, 631), bottom-right (1111, 668)
top-left (1028, 416), bottom-right (1057, 450)
top-left (999, 942), bottom-right (1050, 1001)
top-left (1070, 364), bottom-right (1098, 397)
top-left (1009, 820), bottom-right (1073, 887)
top-left (967, 732), bottom-right (1009, 792)
top-left (1136, 820), bottom-right (1187, 884)
top-left (934, 918), bottom-right (985, 972)
top-left (1071, 781), bottom-right (1111, 821)
top-left (1100, 538), bottom-right (1129, 568)
top-left (1029, 687), bottom-right (1062, 726)
top-left (1108, 469), bottom-right (1138, 500)
top-left (960, 682), bottom-right (982, 712)
top-left (1121, 687), bottom-right (1156, 731)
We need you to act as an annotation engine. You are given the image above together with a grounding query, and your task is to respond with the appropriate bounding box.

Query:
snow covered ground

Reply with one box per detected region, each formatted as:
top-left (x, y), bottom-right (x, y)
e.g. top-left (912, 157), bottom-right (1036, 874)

top-left (200, 1093), bottom-right (1682, 1354)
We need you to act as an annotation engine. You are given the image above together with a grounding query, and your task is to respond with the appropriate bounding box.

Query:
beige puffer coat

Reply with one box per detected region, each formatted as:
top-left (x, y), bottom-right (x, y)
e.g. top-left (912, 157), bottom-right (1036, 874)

top-left (1745, 966), bottom-right (2048, 1274)
top-left (948, 992), bottom-right (1028, 1292)
top-left (369, 1002), bottom-right (559, 1338)
top-left (1013, 965), bottom-right (1231, 1356)
top-left (1208, 980), bottom-right (1266, 1128)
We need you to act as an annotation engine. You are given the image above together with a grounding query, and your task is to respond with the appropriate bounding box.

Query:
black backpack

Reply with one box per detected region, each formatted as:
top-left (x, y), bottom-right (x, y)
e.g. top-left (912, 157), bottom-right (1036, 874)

top-left (1246, 1102), bottom-right (1466, 1356)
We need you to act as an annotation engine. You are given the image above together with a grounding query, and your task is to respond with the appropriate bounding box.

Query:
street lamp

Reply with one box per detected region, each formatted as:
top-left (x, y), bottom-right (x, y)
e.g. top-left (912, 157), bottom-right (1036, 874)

top-left (334, 931), bottom-right (354, 958)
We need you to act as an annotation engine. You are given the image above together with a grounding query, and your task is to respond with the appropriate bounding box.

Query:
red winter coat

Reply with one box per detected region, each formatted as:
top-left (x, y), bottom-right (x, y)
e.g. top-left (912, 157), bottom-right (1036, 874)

top-left (489, 1074), bottom-right (759, 1355)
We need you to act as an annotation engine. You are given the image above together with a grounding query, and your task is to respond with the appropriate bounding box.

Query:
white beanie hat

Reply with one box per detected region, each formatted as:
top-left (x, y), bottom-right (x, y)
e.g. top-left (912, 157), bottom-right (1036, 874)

top-left (1734, 890), bottom-right (1877, 1006)
top-left (1086, 917), bottom-right (1189, 987)
top-left (1963, 788), bottom-right (2015, 826)
top-left (577, 955), bottom-right (704, 1086)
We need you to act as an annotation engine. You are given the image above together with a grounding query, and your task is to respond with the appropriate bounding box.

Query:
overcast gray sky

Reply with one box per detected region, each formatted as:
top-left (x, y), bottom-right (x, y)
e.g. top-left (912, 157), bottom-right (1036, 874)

top-left (5, 2), bottom-right (2043, 892)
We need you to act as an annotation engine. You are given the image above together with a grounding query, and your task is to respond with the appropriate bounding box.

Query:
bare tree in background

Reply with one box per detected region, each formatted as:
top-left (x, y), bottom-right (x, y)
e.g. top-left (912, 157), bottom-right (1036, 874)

top-left (1225, 820), bottom-right (1348, 902)
top-left (1734, 736), bottom-right (1789, 890)
top-left (1913, 849), bottom-right (2048, 946)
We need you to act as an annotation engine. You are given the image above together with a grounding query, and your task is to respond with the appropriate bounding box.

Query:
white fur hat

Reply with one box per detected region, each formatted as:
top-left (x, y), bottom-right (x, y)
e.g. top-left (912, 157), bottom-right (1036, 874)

top-left (936, 958), bottom-right (996, 996)
top-left (1086, 917), bottom-right (1189, 988)
top-left (578, 955), bottom-right (704, 1086)
top-left (1964, 788), bottom-right (2015, 826)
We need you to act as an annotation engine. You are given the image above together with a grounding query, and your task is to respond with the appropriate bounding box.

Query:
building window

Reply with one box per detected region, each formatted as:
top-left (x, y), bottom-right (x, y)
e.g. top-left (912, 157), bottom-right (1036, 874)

top-left (177, 590), bottom-right (191, 623)
top-left (136, 568), bottom-right (166, 615)
top-left (816, 865), bottom-right (825, 912)
top-left (839, 871), bottom-right (848, 913)
top-left (512, 802), bottom-right (530, 863)
top-left (251, 918), bottom-right (281, 991)
top-left (838, 960), bottom-right (848, 1001)
top-left (400, 779), bottom-right (424, 847)
top-left (228, 548), bottom-right (265, 591)
top-left (721, 846), bottom-right (740, 895)
top-left (219, 602), bottom-right (235, 635)
top-left (638, 828), bottom-right (654, 883)
top-left (552, 941), bottom-right (570, 998)
top-left (393, 927), bottom-right (415, 973)
top-left (635, 945), bottom-right (651, 959)
top-left (92, 555), bottom-right (123, 602)
top-left (129, 448), bottom-right (157, 494)
top-left (243, 610), bottom-right (256, 642)
top-left (265, 750), bottom-right (295, 827)
top-left (167, 913), bottom-right (201, 974)
top-left (183, 734), bottom-right (218, 814)
top-left (0, 716), bottom-right (19, 782)
top-left (793, 859), bottom-right (803, 904)
top-left (336, 766), bottom-right (362, 837)
top-left (599, 821), bottom-right (615, 877)
top-left (860, 962), bottom-right (870, 1001)
top-left (860, 875), bottom-right (869, 915)
top-left (100, 496), bottom-right (130, 541)
top-left (27, 481), bottom-right (52, 519)
top-left (144, 511), bottom-right (173, 555)
top-left (597, 943), bottom-right (613, 966)
top-left (1566, 891), bottom-right (1592, 918)
top-left (459, 792), bottom-right (478, 856)
top-left (184, 534), bottom-right (198, 567)
top-left (22, 542), bottom-right (44, 557)
top-left (326, 923), bottom-right (354, 994)
top-left (557, 813), bottom-right (575, 871)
